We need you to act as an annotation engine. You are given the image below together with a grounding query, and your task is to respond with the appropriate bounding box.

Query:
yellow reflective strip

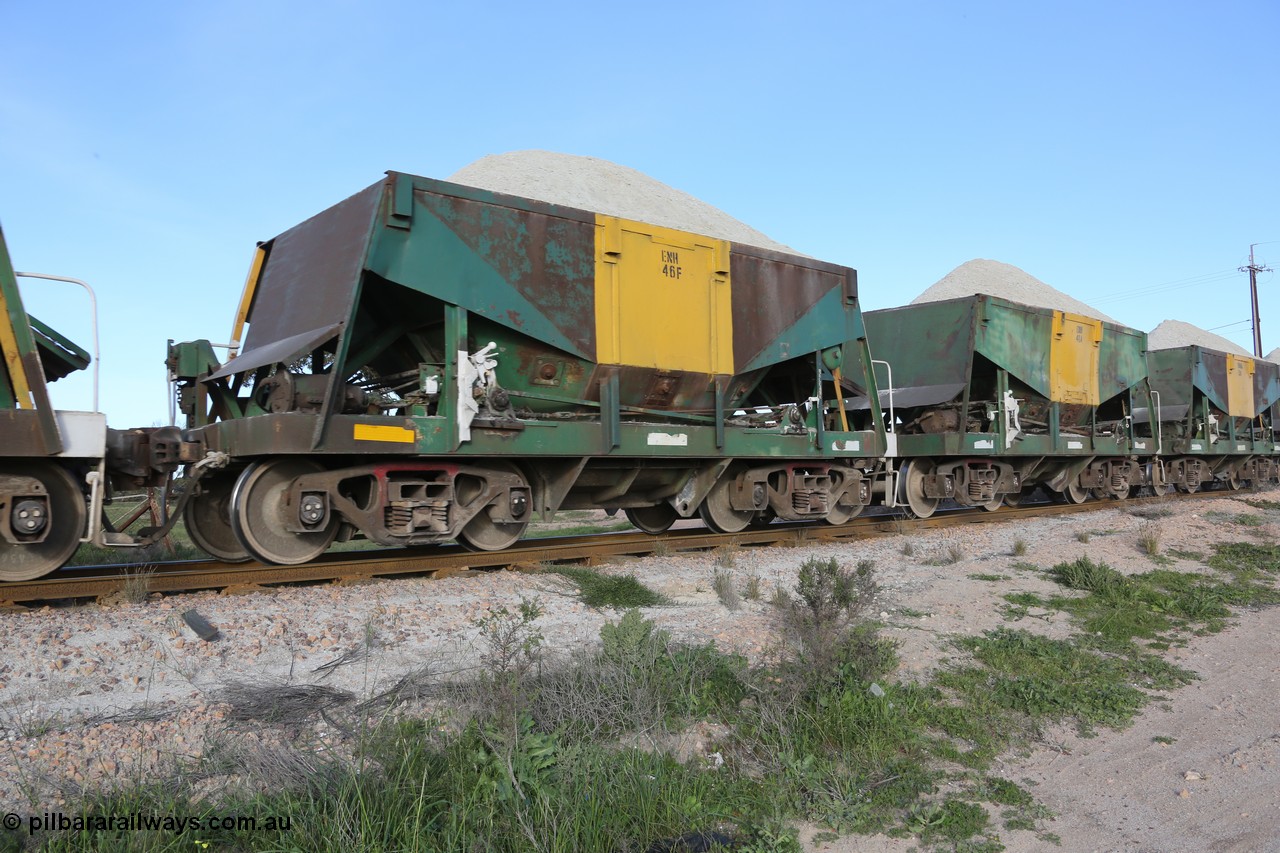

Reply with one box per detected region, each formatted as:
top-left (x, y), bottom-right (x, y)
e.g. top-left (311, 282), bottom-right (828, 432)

top-left (228, 245), bottom-right (267, 357)
top-left (0, 283), bottom-right (33, 408)
top-left (353, 423), bottom-right (415, 443)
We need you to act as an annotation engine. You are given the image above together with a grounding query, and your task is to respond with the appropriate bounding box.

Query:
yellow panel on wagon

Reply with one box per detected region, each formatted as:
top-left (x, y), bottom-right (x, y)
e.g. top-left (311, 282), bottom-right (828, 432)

top-left (1226, 354), bottom-right (1255, 419)
top-left (594, 216), bottom-right (733, 374)
top-left (1049, 311), bottom-right (1102, 405)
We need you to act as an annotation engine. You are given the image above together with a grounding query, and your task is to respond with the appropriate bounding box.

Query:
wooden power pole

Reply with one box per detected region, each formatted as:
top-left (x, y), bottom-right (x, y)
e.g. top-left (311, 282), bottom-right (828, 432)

top-left (1242, 245), bottom-right (1274, 357)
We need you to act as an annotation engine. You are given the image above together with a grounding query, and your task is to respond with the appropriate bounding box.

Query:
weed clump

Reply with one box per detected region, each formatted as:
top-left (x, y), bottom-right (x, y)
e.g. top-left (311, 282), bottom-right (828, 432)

top-left (1138, 524), bottom-right (1161, 557)
top-left (712, 569), bottom-right (741, 611)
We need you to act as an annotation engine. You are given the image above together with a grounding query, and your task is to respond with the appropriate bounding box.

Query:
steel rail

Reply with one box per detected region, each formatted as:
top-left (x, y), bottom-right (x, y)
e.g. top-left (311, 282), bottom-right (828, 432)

top-left (0, 489), bottom-right (1255, 607)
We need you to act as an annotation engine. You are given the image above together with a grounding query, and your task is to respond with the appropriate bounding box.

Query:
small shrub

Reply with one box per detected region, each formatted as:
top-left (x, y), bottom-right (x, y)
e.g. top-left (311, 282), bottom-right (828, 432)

top-left (902, 541), bottom-right (916, 557)
top-left (474, 598), bottom-right (545, 723)
top-left (782, 557), bottom-right (878, 670)
top-left (712, 569), bottom-right (741, 611)
top-left (1076, 531), bottom-right (1091, 543)
top-left (714, 544), bottom-right (738, 568)
top-left (1011, 539), bottom-right (1028, 557)
top-left (599, 608), bottom-right (670, 670)
top-left (744, 575), bottom-right (763, 600)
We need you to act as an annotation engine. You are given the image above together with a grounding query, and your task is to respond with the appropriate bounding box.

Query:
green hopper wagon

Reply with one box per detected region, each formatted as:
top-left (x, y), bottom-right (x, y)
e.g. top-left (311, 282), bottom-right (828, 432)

top-left (170, 171), bottom-right (888, 563)
top-left (862, 294), bottom-right (1153, 516)
top-left (1141, 346), bottom-right (1280, 491)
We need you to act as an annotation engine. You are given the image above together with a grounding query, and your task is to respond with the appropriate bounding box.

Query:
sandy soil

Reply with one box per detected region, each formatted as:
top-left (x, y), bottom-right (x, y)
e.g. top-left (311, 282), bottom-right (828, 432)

top-left (2, 495), bottom-right (1278, 852)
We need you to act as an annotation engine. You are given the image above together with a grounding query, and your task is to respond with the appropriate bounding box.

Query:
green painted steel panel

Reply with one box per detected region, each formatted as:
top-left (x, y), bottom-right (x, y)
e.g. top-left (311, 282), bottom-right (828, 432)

top-left (1148, 347), bottom-right (1229, 413)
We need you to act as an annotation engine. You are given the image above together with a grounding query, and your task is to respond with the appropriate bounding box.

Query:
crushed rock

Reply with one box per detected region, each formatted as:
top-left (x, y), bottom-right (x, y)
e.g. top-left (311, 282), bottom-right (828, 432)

top-left (3, 492), bottom-right (1280, 853)
top-left (448, 150), bottom-right (798, 254)
top-left (1149, 319), bottom-right (1252, 355)
top-left (911, 258), bottom-right (1117, 323)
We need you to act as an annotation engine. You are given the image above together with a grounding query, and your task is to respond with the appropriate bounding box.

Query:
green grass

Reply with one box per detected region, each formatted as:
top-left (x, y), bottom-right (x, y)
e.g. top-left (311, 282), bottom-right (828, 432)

top-left (527, 520), bottom-right (636, 538)
top-left (1036, 551), bottom-right (1280, 647)
top-left (1204, 510), bottom-right (1265, 528)
top-left (30, 542), bottom-right (1280, 853)
top-left (938, 627), bottom-right (1192, 736)
top-left (550, 567), bottom-right (669, 609)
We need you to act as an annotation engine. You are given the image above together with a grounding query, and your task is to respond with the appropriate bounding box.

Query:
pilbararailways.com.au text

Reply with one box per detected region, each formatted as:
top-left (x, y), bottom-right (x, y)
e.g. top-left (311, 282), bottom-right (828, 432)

top-left (8, 811), bottom-right (292, 836)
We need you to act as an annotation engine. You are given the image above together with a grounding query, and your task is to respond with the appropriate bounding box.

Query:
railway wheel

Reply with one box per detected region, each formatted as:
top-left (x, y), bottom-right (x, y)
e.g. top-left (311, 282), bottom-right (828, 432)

top-left (1091, 484), bottom-right (1131, 501)
top-left (0, 462), bottom-right (86, 582)
top-left (897, 459), bottom-right (939, 519)
top-left (231, 458), bottom-right (337, 565)
top-left (184, 474), bottom-right (250, 562)
top-left (457, 464), bottom-right (530, 551)
top-left (1057, 481), bottom-right (1089, 504)
top-left (1225, 472), bottom-right (1243, 491)
top-left (979, 494), bottom-right (1003, 512)
top-left (1003, 488), bottom-right (1033, 508)
top-left (698, 477), bottom-right (753, 534)
top-left (625, 503), bottom-right (678, 535)
top-left (825, 485), bottom-right (863, 525)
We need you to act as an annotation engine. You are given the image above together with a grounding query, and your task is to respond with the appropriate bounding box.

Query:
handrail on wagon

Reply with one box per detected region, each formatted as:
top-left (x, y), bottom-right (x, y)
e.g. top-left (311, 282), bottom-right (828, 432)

top-left (1152, 390), bottom-right (1162, 456)
top-left (871, 359), bottom-right (895, 433)
top-left (16, 271), bottom-right (99, 413)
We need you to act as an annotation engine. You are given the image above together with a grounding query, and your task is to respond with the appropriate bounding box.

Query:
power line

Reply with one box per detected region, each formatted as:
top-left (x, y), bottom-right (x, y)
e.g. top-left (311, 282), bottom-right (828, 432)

top-left (1092, 268), bottom-right (1242, 304)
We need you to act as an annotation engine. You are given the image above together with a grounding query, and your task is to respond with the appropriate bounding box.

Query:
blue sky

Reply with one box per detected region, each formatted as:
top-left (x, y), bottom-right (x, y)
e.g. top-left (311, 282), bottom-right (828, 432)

top-left (3, 0), bottom-right (1277, 427)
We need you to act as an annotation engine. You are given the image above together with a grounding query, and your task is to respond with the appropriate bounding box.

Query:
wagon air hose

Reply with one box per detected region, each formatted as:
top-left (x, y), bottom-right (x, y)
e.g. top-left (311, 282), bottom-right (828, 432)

top-left (134, 452), bottom-right (231, 546)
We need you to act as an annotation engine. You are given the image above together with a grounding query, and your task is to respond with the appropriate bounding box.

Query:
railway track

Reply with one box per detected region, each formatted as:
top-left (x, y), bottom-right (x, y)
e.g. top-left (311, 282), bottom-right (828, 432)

top-left (0, 489), bottom-right (1251, 607)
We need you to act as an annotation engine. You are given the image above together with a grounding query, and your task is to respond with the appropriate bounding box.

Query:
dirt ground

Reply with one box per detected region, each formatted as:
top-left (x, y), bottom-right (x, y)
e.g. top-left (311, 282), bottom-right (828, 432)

top-left (1, 494), bottom-right (1278, 852)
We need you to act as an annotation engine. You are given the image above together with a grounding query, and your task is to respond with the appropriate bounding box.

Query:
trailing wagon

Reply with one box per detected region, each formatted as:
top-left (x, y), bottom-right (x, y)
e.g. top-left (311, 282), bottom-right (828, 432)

top-left (862, 295), bottom-right (1156, 515)
top-left (1140, 346), bottom-right (1280, 491)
